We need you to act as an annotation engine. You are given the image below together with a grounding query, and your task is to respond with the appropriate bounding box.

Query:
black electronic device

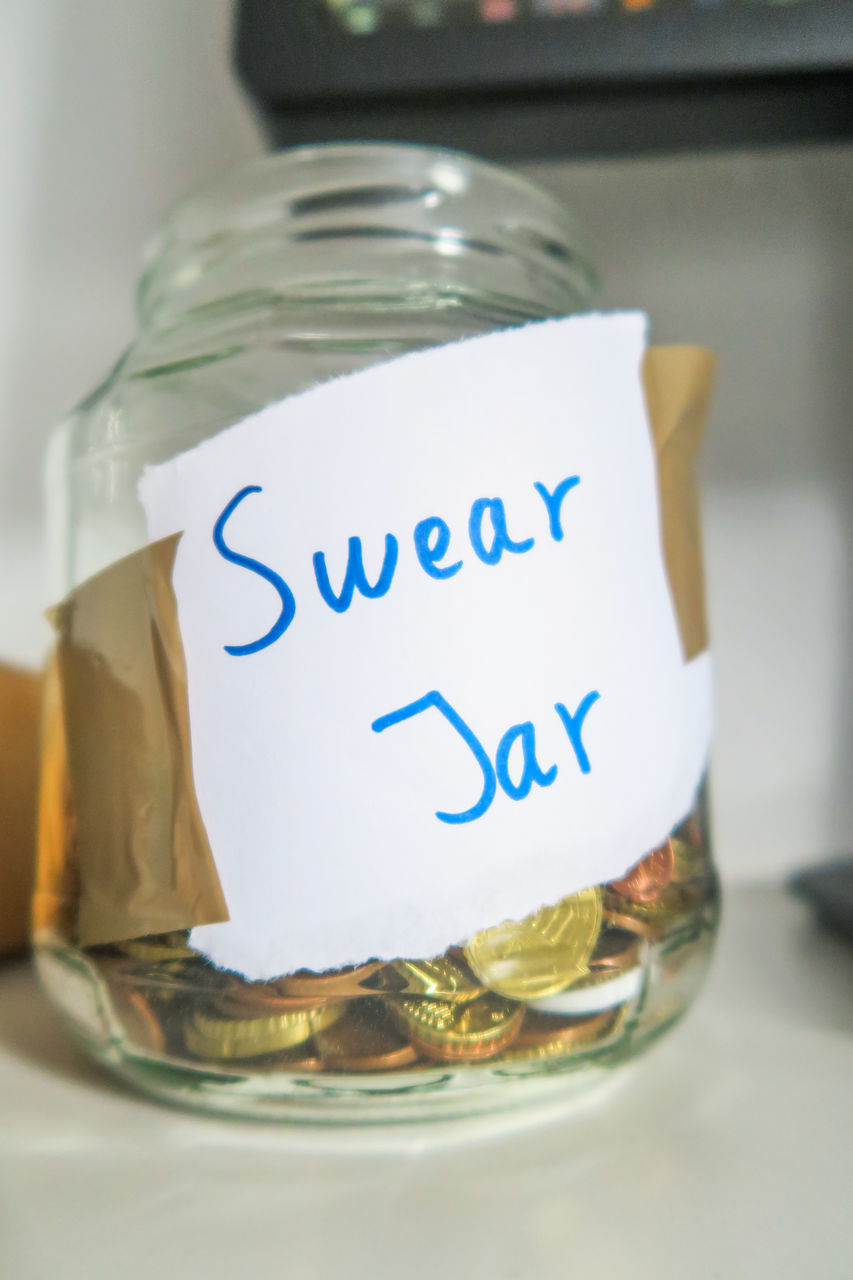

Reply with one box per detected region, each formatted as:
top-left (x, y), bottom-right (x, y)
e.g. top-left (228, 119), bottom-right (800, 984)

top-left (790, 857), bottom-right (853, 944)
top-left (235, 0), bottom-right (853, 158)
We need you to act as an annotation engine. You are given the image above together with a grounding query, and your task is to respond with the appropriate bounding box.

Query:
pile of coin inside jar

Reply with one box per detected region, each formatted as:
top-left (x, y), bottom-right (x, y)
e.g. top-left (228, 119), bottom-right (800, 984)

top-left (84, 808), bottom-right (719, 1078)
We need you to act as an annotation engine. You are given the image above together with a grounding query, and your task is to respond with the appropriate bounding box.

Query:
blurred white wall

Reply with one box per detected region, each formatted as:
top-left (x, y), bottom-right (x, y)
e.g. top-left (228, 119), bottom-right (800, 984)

top-left (0, 0), bottom-right (851, 883)
top-left (0, 0), bottom-right (259, 657)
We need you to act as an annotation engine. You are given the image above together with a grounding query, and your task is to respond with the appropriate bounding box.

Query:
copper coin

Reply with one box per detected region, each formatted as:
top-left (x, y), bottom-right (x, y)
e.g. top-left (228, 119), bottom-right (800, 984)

top-left (314, 1004), bottom-right (418, 1072)
top-left (275, 961), bottom-right (387, 999)
top-left (515, 1006), bottom-right (618, 1051)
top-left (602, 906), bottom-right (667, 942)
top-left (669, 834), bottom-right (707, 884)
top-left (588, 927), bottom-right (642, 974)
top-left (251, 1048), bottom-right (324, 1074)
top-left (609, 839), bottom-right (675, 904)
top-left (678, 813), bottom-right (703, 847)
top-left (216, 976), bottom-right (335, 1017)
top-left (112, 988), bottom-right (166, 1054)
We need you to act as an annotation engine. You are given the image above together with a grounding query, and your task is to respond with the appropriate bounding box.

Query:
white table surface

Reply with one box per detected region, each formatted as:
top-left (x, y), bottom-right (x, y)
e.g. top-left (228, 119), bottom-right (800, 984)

top-left (1, 883), bottom-right (850, 1280)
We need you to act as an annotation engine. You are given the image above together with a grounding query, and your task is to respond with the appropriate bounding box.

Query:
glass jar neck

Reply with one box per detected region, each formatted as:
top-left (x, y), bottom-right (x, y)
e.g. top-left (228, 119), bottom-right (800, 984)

top-left (136, 144), bottom-right (598, 341)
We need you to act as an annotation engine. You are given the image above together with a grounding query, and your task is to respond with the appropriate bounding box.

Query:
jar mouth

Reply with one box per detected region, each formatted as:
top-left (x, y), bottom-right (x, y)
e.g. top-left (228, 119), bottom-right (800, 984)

top-left (137, 142), bottom-right (598, 335)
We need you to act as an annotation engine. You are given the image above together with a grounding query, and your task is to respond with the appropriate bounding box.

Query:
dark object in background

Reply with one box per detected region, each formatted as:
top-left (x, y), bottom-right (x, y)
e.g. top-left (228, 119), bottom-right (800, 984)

top-left (235, 0), bottom-right (853, 159)
top-left (790, 857), bottom-right (853, 944)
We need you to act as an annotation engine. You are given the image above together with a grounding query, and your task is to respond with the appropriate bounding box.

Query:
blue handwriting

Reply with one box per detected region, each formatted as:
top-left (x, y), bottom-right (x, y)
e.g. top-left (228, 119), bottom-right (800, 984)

top-left (212, 474), bottom-right (580, 656)
top-left (371, 689), bottom-right (600, 825)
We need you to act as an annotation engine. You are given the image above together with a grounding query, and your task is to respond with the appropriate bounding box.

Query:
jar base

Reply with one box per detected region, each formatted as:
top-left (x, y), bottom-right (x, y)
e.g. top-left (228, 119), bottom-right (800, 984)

top-left (35, 938), bottom-right (704, 1126)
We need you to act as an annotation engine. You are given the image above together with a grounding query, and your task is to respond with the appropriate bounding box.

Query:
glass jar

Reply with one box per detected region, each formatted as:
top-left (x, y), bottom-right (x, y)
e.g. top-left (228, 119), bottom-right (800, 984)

top-left (35, 144), bottom-right (719, 1123)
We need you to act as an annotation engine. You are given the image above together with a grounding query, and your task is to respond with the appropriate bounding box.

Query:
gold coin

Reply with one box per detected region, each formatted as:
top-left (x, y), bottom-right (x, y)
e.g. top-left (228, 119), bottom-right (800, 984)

top-left (389, 993), bottom-right (524, 1062)
top-left (464, 887), bottom-right (603, 1000)
top-left (184, 1001), bottom-right (345, 1060)
top-left (387, 956), bottom-right (484, 1003)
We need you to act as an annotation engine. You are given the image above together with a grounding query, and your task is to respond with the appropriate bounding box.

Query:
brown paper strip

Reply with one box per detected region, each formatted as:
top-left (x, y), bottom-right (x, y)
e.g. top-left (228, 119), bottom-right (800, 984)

top-left (37, 344), bottom-right (714, 948)
top-left (643, 346), bottom-right (715, 662)
top-left (46, 536), bottom-right (228, 947)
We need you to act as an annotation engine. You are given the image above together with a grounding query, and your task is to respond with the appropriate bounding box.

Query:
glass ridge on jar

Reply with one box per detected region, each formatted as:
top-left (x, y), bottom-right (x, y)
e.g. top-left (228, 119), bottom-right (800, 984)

top-left (35, 144), bottom-right (719, 1122)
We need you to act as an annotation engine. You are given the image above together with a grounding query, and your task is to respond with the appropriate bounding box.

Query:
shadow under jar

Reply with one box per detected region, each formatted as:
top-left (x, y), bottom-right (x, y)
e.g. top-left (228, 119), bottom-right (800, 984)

top-left (35, 144), bottom-right (720, 1123)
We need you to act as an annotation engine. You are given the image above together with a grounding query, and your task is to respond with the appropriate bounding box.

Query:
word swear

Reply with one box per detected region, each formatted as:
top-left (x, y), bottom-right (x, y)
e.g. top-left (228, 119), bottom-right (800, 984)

top-left (212, 474), bottom-right (581, 656)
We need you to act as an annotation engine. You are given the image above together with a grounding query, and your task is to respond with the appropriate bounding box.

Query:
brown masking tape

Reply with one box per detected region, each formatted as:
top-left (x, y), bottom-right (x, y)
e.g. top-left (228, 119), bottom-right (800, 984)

top-left (41, 537), bottom-right (228, 948)
top-left (643, 346), bottom-right (715, 662)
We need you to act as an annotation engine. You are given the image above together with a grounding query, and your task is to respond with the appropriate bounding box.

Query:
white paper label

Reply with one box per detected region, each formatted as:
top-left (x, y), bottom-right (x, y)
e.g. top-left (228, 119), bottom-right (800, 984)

top-left (140, 312), bottom-right (712, 980)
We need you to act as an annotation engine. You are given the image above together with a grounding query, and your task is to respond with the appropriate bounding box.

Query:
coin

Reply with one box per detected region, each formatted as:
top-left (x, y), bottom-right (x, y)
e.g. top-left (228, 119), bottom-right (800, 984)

top-left (529, 965), bottom-right (644, 1016)
top-left (517, 1006), bottom-right (618, 1048)
top-left (390, 992), bottom-right (524, 1062)
top-left (602, 907), bottom-right (665, 941)
top-left (589, 927), bottom-right (642, 974)
top-left (522, 923), bottom-right (643, 1014)
top-left (184, 1001), bottom-right (345, 1060)
top-left (215, 976), bottom-right (336, 1017)
top-left (606, 877), bottom-right (697, 931)
top-left (387, 956), bottom-right (484, 1002)
top-left (314, 1002), bottom-right (418, 1072)
top-left (111, 988), bottom-right (166, 1054)
top-left (609, 839), bottom-right (675, 904)
top-left (464, 887), bottom-right (603, 1000)
top-left (678, 813), bottom-right (704, 847)
top-left (669, 835), bottom-right (706, 883)
top-left (97, 952), bottom-right (209, 1006)
top-left (219, 1045), bottom-right (326, 1074)
top-left (501, 1007), bottom-right (621, 1062)
top-left (250, 1050), bottom-right (324, 1074)
top-left (276, 962), bottom-right (386, 999)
